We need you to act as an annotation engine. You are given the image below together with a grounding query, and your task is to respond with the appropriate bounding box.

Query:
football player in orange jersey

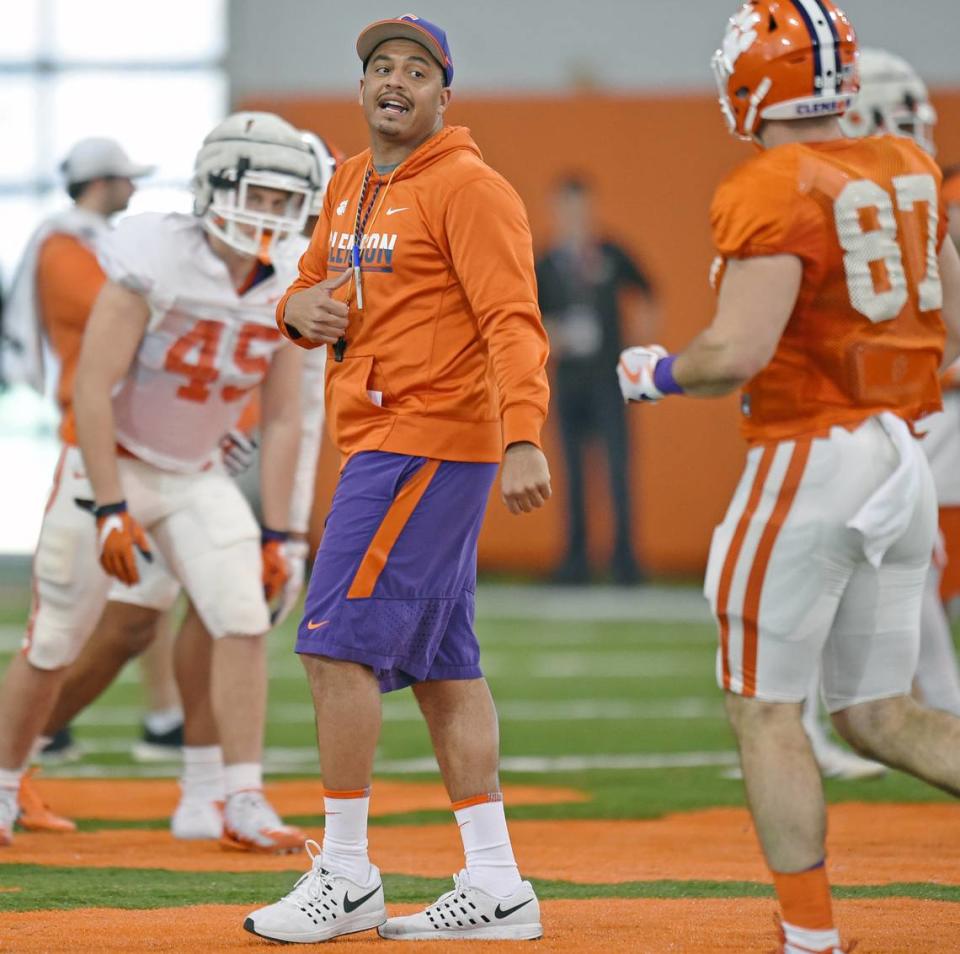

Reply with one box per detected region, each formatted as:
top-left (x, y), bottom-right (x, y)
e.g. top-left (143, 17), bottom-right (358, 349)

top-left (618, 3), bottom-right (960, 952)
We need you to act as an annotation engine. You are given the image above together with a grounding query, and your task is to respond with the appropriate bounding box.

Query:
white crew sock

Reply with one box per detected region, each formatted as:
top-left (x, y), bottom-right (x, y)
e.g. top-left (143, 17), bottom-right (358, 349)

top-left (453, 794), bottom-right (522, 897)
top-left (0, 767), bottom-right (23, 794)
top-left (783, 920), bottom-right (842, 954)
top-left (224, 762), bottom-right (262, 798)
top-left (322, 788), bottom-right (373, 884)
top-left (180, 745), bottom-right (224, 801)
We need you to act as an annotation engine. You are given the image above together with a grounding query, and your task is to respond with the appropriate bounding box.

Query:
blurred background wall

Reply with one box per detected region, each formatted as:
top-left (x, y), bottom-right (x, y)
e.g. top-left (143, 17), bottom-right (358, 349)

top-left (228, 0), bottom-right (960, 95)
top-left (233, 0), bottom-right (960, 576)
top-left (3, 0), bottom-right (959, 576)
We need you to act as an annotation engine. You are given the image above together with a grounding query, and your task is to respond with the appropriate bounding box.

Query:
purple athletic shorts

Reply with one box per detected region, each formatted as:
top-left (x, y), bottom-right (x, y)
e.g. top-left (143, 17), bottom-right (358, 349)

top-left (295, 451), bottom-right (497, 692)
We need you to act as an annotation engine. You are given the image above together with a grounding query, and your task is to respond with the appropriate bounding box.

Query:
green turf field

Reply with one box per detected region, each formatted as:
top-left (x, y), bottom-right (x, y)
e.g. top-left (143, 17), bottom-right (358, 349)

top-left (1, 579), bottom-right (958, 934)
top-left (1, 580), bottom-right (955, 819)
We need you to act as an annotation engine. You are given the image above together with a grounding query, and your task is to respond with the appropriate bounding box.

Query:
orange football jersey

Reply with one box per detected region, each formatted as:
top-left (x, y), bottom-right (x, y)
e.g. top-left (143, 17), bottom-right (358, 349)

top-left (35, 233), bottom-right (107, 444)
top-left (711, 135), bottom-right (948, 444)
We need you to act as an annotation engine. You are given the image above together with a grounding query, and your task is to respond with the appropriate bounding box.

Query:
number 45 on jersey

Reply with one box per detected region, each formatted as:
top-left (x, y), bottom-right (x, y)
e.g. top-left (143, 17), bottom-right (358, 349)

top-left (164, 319), bottom-right (282, 403)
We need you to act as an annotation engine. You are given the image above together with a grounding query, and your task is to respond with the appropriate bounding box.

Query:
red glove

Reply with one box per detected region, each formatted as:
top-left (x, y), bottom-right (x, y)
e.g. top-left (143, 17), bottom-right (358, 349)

top-left (95, 501), bottom-right (152, 585)
top-left (261, 528), bottom-right (290, 603)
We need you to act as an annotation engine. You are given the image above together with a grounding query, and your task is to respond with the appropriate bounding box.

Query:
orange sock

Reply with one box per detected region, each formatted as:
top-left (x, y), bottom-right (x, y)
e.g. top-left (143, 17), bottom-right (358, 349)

top-left (772, 862), bottom-right (834, 930)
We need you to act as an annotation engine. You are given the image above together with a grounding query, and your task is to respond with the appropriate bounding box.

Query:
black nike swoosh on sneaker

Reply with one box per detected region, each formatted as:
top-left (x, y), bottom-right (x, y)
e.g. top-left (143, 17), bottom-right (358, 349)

top-left (343, 884), bottom-right (381, 913)
top-left (494, 897), bottom-right (535, 919)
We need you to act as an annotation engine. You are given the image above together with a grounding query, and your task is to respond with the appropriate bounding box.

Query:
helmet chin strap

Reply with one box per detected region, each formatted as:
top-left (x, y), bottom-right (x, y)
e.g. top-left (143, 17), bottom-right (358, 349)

top-left (745, 76), bottom-right (773, 140)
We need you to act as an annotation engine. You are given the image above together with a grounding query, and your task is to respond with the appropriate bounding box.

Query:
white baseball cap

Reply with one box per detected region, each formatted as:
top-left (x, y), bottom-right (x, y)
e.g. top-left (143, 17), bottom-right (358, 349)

top-left (59, 137), bottom-right (155, 185)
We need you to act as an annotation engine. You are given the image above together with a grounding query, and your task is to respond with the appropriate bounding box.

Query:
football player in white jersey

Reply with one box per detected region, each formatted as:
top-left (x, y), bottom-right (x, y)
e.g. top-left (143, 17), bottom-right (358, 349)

top-left (17, 125), bottom-right (342, 848)
top-left (793, 49), bottom-right (960, 781)
top-left (0, 112), bottom-right (322, 852)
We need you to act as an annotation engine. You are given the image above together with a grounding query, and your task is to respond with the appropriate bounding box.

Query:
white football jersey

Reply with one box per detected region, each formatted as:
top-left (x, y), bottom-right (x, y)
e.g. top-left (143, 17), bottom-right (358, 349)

top-left (98, 213), bottom-right (298, 473)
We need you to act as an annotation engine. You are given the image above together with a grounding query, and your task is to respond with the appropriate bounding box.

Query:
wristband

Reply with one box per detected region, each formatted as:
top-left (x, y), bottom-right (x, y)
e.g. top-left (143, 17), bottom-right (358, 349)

top-left (261, 526), bottom-right (289, 544)
top-left (94, 501), bottom-right (128, 518)
top-left (652, 354), bottom-right (685, 396)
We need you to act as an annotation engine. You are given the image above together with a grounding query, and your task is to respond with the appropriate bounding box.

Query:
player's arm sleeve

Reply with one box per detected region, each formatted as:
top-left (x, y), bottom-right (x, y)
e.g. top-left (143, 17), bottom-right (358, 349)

top-left (444, 176), bottom-right (550, 449)
top-left (287, 349), bottom-right (326, 534)
top-left (710, 162), bottom-right (821, 264)
top-left (96, 216), bottom-right (161, 299)
top-left (36, 234), bottom-right (106, 333)
top-left (275, 189), bottom-right (333, 349)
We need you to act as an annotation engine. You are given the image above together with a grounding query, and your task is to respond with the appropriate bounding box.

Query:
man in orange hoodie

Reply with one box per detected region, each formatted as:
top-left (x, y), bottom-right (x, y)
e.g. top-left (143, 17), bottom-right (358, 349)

top-left (245, 14), bottom-right (551, 945)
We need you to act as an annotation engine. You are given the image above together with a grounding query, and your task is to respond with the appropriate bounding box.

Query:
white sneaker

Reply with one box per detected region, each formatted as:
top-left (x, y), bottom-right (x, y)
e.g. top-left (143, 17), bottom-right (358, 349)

top-left (244, 839), bottom-right (386, 943)
top-left (221, 789), bottom-right (305, 854)
top-left (378, 870), bottom-right (542, 941)
top-left (0, 789), bottom-right (17, 847)
top-left (813, 741), bottom-right (887, 781)
top-left (171, 797), bottom-right (223, 840)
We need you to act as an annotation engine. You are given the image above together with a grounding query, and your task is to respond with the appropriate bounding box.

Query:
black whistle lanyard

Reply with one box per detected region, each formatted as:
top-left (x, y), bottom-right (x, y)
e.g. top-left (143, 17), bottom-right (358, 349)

top-left (334, 165), bottom-right (388, 362)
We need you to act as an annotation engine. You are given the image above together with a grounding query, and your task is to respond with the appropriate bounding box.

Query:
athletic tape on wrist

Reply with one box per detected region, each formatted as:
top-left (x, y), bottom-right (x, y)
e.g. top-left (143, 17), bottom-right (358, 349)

top-left (653, 354), bottom-right (685, 396)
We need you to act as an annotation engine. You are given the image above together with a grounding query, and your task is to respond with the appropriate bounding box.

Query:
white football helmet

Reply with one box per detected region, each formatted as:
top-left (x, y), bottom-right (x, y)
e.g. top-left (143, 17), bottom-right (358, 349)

top-left (839, 48), bottom-right (937, 155)
top-left (192, 111), bottom-right (319, 259)
top-left (300, 131), bottom-right (338, 218)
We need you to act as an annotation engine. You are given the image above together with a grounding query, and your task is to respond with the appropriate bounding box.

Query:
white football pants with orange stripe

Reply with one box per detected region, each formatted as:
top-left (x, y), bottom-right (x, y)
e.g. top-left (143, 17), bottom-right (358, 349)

top-left (704, 414), bottom-right (936, 712)
top-left (24, 445), bottom-right (269, 670)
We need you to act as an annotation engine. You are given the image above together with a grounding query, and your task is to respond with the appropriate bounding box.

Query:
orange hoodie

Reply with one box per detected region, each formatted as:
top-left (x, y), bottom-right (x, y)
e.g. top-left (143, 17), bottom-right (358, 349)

top-left (276, 125), bottom-right (549, 464)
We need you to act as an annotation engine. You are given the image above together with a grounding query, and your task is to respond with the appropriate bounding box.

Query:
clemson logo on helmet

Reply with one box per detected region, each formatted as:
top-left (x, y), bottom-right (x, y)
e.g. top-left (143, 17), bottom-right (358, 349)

top-left (721, 7), bottom-right (762, 70)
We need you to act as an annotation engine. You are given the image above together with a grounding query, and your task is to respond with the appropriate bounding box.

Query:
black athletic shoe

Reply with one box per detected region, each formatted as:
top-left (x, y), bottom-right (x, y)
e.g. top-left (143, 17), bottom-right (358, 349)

top-left (39, 726), bottom-right (82, 764)
top-left (132, 721), bottom-right (184, 763)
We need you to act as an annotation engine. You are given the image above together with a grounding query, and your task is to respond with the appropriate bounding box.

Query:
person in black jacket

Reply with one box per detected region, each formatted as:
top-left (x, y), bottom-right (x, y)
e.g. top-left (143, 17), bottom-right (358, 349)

top-left (536, 175), bottom-right (657, 584)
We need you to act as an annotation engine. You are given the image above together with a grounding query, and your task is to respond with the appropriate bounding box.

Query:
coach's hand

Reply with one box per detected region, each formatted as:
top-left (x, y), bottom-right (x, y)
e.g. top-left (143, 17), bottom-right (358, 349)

top-left (283, 269), bottom-right (352, 344)
top-left (501, 442), bottom-right (552, 515)
top-left (261, 528), bottom-right (291, 603)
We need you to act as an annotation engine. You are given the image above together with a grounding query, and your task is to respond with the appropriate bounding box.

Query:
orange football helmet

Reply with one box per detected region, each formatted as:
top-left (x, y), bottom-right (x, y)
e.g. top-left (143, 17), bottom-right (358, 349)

top-left (712, 0), bottom-right (859, 142)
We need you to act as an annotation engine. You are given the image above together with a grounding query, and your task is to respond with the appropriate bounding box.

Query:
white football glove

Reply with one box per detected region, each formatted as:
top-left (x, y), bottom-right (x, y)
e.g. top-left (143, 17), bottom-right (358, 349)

top-left (617, 345), bottom-right (669, 403)
top-left (220, 429), bottom-right (258, 477)
top-left (270, 538), bottom-right (309, 626)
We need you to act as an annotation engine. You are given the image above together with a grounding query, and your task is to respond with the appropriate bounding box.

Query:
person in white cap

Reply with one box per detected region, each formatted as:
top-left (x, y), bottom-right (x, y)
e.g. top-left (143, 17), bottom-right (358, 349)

top-left (0, 136), bottom-right (170, 831)
top-left (4, 136), bottom-right (153, 398)
top-left (793, 49), bottom-right (960, 785)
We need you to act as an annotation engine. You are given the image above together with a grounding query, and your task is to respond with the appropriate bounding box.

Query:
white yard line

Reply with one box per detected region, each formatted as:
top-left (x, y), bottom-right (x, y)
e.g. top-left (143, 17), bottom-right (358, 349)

top-left (37, 747), bottom-right (739, 779)
top-left (73, 697), bottom-right (722, 728)
top-left (376, 752), bottom-right (741, 773)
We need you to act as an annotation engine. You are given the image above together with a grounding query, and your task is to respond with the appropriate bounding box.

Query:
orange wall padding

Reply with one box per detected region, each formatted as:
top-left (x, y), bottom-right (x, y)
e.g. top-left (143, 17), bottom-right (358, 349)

top-left (241, 91), bottom-right (960, 577)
